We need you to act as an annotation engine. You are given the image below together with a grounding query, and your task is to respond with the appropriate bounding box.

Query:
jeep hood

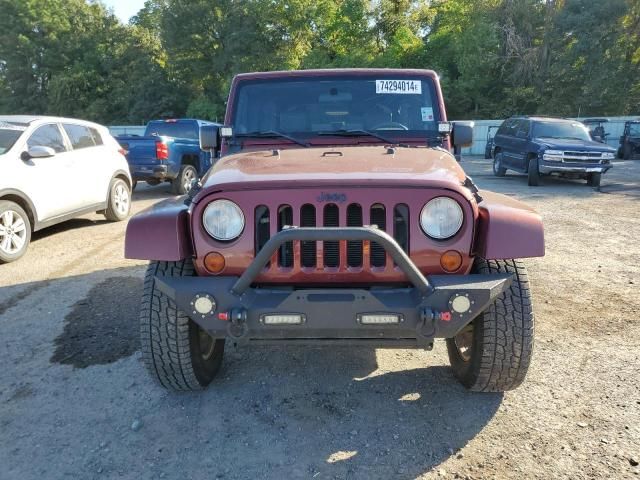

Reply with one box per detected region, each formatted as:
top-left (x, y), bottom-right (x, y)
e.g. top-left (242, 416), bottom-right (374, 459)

top-left (198, 146), bottom-right (468, 196)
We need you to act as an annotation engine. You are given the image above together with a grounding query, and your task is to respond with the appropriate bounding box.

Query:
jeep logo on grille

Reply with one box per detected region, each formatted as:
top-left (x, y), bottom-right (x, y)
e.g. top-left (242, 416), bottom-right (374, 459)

top-left (317, 192), bottom-right (347, 203)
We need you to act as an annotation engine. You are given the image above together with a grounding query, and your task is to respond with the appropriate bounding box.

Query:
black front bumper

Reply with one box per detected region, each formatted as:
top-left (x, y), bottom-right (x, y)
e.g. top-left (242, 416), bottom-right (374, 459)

top-left (156, 227), bottom-right (513, 346)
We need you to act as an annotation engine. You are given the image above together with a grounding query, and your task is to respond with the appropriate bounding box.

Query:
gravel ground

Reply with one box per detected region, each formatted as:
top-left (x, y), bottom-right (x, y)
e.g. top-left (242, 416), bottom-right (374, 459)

top-left (0, 158), bottom-right (638, 480)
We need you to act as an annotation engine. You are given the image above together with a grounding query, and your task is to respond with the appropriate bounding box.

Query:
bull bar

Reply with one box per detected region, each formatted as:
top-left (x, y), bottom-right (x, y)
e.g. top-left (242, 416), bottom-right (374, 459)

top-left (155, 227), bottom-right (513, 346)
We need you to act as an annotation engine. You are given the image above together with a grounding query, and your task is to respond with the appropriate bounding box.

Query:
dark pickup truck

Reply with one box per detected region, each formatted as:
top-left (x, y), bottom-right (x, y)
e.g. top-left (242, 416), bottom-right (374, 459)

top-left (117, 119), bottom-right (220, 194)
top-left (492, 116), bottom-right (616, 187)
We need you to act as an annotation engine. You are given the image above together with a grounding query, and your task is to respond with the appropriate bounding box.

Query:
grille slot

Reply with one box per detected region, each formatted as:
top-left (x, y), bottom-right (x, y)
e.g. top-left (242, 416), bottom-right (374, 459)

top-left (300, 204), bottom-right (316, 267)
top-left (255, 205), bottom-right (270, 267)
top-left (278, 205), bottom-right (293, 267)
top-left (393, 204), bottom-right (409, 258)
top-left (323, 204), bottom-right (339, 267)
top-left (346, 203), bottom-right (363, 267)
top-left (370, 204), bottom-right (386, 267)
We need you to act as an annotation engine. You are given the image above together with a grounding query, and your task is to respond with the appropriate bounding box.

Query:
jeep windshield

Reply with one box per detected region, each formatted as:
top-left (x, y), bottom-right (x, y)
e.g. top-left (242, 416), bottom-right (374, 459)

top-left (629, 123), bottom-right (640, 137)
top-left (231, 75), bottom-right (442, 146)
top-left (0, 122), bottom-right (26, 155)
top-left (533, 121), bottom-right (592, 142)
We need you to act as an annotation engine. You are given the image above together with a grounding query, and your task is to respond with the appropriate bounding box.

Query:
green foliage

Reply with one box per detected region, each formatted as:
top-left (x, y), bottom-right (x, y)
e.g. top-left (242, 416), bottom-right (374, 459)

top-left (0, 0), bottom-right (638, 123)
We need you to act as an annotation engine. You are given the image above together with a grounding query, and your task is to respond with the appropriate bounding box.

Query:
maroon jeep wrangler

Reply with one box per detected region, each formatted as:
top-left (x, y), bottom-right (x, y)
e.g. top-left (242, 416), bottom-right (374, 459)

top-left (125, 69), bottom-right (544, 392)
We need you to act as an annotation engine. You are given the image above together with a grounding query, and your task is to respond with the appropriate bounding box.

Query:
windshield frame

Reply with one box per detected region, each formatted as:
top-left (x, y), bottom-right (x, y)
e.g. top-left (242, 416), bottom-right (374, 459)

top-left (532, 120), bottom-right (592, 142)
top-left (226, 72), bottom-right (445, 148)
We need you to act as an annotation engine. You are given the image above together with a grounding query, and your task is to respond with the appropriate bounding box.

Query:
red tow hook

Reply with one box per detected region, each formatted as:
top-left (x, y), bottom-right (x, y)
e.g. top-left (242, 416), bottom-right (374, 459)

top-left (217, 312), bottom-right (229, 321)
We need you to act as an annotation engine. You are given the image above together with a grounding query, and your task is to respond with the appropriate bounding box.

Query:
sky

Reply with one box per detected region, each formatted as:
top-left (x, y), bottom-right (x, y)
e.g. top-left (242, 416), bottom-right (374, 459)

top-left (101, 0), bottom-right (147, 23)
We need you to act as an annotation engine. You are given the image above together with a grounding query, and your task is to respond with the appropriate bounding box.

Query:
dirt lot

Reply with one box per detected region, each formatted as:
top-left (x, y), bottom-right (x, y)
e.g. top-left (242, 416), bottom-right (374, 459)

top-left (0, 157), bottom-right (638, 480)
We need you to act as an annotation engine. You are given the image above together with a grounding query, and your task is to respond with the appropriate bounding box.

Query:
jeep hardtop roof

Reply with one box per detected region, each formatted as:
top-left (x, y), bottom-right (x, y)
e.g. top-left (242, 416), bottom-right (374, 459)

top-left (232, 68), bottom-right (439, 82)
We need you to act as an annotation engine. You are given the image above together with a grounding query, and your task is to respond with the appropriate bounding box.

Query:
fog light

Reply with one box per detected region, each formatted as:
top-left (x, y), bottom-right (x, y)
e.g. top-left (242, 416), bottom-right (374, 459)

top-left (191, 294), bottom-right (216, 316)
top-left (260, 314), bottom-right (306, 325)
top-left (204, 252), bottom-right (226, 274)
top-left (440, 250), bottom-right (463, 272)
top-left (357, 313), bottom-right (403, 325)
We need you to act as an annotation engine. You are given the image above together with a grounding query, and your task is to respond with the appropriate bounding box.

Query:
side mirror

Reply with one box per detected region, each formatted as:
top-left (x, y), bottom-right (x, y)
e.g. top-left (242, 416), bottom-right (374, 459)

top-left (199, 125), bottom-right (219, 151)
top-left (21, 146), bottom-right (56, 161)
top-left (452, 121), bottom-right (474, 147)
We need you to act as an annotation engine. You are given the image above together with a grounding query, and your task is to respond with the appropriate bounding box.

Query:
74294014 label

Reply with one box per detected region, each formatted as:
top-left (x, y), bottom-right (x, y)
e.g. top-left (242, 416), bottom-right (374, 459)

top-left (375, 80), bottom-right (422, 94)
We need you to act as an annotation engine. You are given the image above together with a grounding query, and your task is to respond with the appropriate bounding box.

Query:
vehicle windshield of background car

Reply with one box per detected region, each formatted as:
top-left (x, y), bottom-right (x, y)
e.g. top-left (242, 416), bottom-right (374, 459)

top-left (0, 122), bottom-right (26, 155)
top-left (146, 122), bottom-right (199, 140)
top-left (629, 124), bottom-right (640, 137)
top-left (232, 76), bottom-right (441, 142)
top-left (532, 121), bottom-right (592, 142)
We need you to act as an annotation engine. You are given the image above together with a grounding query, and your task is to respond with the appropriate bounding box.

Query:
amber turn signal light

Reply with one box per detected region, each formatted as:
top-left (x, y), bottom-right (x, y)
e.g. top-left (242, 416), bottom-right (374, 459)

top-left (204, 252), bottom-right (226, 274)
top-left (440, 250), bottom-right (463, 272)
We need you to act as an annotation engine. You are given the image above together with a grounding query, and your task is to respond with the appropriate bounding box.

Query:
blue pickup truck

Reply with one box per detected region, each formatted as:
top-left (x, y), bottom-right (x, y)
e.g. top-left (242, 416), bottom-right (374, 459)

top-left (116, 119), bottom-right (220, 194)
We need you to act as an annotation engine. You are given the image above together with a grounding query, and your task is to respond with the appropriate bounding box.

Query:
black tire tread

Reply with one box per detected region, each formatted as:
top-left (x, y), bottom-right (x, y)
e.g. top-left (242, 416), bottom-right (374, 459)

top-left (493, 152), bottom-right (507, 177)
top-left (447, 259), bottom-right (534, 392)
top-left (140, 260), bottom-right (204, 391)
top-left (527, 157), bottom-right (540, 186)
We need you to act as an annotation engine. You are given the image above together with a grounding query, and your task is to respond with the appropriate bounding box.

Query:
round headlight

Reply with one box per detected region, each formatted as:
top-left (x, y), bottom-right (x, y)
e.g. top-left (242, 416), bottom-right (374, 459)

top-left (203, 199), bottom-right (245, 241)
top-left (420, 197), bottom-right (463, 239)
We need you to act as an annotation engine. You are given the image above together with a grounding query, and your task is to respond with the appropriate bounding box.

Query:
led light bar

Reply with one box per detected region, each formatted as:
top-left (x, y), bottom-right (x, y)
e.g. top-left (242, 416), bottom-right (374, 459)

top-left (220, 126), bottom-right (234, 137)
top-left (357, 313), bottom-right (403, 325)
top-left (260, 314), bottom-right (306, 325)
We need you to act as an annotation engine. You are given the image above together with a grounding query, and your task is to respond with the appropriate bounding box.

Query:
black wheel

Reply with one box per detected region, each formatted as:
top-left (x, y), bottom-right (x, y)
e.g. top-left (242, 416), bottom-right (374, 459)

top-left (140, 259), bottom-right (225, 391)
top-left (171, 165), bottom-right (197, 195)
top-left (587, 172), bottom-right (601, 187)
top-left (623, 144), bottom-right (632, 160)
top-left (446, 259), bottom-right (534, 392)
top-left (104, 177), bottom-right (131, 221)
top-left (493, 152), bottom-right (507, 177)
top-left (0, 200), bottom-right (31, 264)
top-left (527, 156), bottom-right (541, 186)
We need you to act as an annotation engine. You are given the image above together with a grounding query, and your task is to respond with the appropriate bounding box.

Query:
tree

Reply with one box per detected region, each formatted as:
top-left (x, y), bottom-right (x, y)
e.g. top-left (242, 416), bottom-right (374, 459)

top-left (0, 0), bottom-right (183, 123)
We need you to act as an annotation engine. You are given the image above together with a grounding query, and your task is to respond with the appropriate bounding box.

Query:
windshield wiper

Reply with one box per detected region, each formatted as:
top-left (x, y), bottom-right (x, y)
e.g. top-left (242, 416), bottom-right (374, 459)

top-left (317, 129), bottom-right (396, 144)
top-left (234, 130), bottom-right (309, 147)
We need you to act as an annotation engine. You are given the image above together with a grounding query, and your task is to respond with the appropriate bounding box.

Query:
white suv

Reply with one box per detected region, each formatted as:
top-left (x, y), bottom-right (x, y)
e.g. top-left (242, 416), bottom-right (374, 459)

top-left (0, 115), bottom-right (132, 263)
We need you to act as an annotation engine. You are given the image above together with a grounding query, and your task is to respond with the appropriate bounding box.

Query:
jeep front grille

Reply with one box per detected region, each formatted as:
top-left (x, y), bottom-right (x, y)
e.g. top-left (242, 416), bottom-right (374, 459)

top-left (254, 202), bottom-right (410, 270)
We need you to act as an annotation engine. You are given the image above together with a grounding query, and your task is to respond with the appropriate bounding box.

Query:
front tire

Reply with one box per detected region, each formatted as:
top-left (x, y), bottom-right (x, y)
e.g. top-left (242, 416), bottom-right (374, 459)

top-left (527, 157), bottom-right (541, 186)
top-left (140, 260), bottom-right (225, 391)
top-left (171, 165), bottom-right (198, 195)
top-left (493, 152), bottom-right (507, 177)
top-left (446, 259), bottom-right (534, 392)
top-left (0, 201), bottom-right (31, 264)
top-left (104, 178), bottom-right (131, 221)
top-left (587, 172), bottom-right (601, 188)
